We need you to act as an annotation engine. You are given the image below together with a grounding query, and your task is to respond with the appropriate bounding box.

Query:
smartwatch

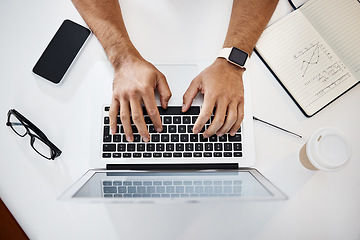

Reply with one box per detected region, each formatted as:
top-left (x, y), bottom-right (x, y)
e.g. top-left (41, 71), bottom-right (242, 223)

top-left (218, 47), bottom-right (249, 69)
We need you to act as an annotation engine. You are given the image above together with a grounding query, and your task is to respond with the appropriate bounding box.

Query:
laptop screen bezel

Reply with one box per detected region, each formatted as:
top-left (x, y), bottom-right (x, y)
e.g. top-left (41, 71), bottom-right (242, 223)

top-left (58, 168), bottom-right (287, 202)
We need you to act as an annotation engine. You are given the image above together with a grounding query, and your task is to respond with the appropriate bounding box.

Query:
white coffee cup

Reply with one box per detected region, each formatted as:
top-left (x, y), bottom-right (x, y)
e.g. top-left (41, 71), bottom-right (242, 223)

top-left (299, 128), bottom-right (350, 171)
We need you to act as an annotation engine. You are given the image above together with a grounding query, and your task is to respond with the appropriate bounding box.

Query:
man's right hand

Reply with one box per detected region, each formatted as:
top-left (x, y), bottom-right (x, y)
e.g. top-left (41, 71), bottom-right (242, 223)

top-left (109, 56), bottom-right (172, 142)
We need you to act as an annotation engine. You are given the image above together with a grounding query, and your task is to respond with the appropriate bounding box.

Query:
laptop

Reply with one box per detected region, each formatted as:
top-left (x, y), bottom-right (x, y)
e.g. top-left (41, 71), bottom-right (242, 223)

top-left (59, 61), bottom-right (286, 202)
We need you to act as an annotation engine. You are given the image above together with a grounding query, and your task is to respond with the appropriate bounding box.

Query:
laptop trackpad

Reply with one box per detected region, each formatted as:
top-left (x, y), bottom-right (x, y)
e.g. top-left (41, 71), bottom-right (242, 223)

top-left (155, 64), bottom-right (203, 106)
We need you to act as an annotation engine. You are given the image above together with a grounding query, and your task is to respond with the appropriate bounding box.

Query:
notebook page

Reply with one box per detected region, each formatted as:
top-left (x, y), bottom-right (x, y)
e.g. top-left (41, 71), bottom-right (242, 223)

top-left (301, 0), bottom-right (360, 79)
top-left (256, 10), bottom-right (358, 116)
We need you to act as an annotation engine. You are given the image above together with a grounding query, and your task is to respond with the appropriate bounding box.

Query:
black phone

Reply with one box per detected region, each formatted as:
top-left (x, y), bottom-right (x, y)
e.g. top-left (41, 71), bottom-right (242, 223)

top-left (33, 19), bottom-right (91, 84)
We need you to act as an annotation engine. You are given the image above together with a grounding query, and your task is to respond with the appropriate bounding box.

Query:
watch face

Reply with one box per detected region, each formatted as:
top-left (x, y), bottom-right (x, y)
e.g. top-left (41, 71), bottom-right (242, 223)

top-left (228, 47), bottom-right (248, 66)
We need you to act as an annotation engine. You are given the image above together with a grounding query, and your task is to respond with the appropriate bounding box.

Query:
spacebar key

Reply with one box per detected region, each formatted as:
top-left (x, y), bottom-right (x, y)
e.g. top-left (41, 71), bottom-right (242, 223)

top-left (156, 106), bottom-right (200, 115)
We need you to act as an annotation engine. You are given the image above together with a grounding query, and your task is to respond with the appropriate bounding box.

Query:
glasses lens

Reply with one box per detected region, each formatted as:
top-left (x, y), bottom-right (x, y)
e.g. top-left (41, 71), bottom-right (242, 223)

top-left (9, 114), bottom-right (27, 137)
top-left (32, 136), bottom-right (53, 159)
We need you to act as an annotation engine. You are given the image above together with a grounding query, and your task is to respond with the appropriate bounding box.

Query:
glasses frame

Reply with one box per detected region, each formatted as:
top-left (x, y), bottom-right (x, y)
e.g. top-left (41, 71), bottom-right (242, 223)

top-left (6, 109), bottom-right (62, 160)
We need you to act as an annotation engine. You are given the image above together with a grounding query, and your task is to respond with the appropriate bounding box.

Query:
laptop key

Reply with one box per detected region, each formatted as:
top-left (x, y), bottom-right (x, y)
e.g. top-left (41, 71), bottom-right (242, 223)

top-left (183, 116), bottom-right (191, 124)
top-left (224, 143), bottom-right (232, 151)
top-left (103, 181), bottom-right (112, 186)
top-left (146, 143), bottom-right (155, 151)
top-left (214, 143), bottom-right (222, 151)
top-left (161, 134), bottom-right (169, 142)
top-left (103, 135), bottom-right (111, 142)
top-left (185, 143), bottom-right (194, 151)
top-left (165, 143), bottom-right (174, 151)
top-left (171, 134), bottom-right (179, 142)
top-left (173, 152), bottom-right (182, 158)
top-left (205, 143), bottom-right (213, 151)
top-left (180, 134), bottom-right (189, 142)
top-left (153, 153), bottom-right (162, 158)
top-left (113, 135), bottom-right (121, 142)
top-left (234, 143), bottom-right (242, 151)
top-left (104, 187), bottom-right (117, 193)
top-left (118, 143), bottom-right (126, 152)
top-left (204, 152), bottom-right (212, 157)
top-left (178, 125), bottom-right (186, 133)
top-left (104, 116), bottom-right (109, 124)
top-left (133, 134), bottom-right (141, 142)
top-left (127, 144), bottom-right (135, 152)
top-left (209, 135), bottom-right (218, 142)
top-left (104, 126), bottom-right (110, 136)
top-left (229, 134), bottom-right (241, 142)
top-left (187, 125), bottom-right (193, 133)
top-left (156, 143), bottom-right (165, 151)
top-left (103, 144), bottom-right (116, 152)
top-left (164, 116), bottom-right (172, 124)
top-left (173, 117), bottom-right (181, 124)
top-left (190, 134), bottom-right (198, 142)
top-left (192, 116), bottom-right (197, 124)
top-left (214, 152), bottom-right (222, 157)
top-left (224, 152), bottom-right (232, 157)
top-left (168, 125), bottom-right (176, 133)
top-left (151, 134), bottom-right (160, 142)
top-left (149, 125), bottom-right (156, 133)
top-left (183, 152), bottom-right (192, 157)
top-left (163, 152), bottom-right (172, 158)
top-left (195, 143), bottom-right (203, 151)
top-left (137, 143), bottom-right (145, 152)
top-left (234, 152), bottom-right (243, 157)
top-left (176, 143), bottom-right (184, 151)
top-left (219, 135), bottom-right (227, 142)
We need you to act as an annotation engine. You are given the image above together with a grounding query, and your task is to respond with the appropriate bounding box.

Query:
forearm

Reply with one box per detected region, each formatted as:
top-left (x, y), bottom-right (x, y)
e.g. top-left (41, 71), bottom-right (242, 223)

top-left (71, 0), bottom-right (140, 69)
top-left (224, 0), bottom-right (278, 55)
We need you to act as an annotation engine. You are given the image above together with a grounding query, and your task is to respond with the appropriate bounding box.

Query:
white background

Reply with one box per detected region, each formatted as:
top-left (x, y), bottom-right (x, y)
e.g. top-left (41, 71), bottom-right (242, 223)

top-left (0, 0), bottom-right (359, 239)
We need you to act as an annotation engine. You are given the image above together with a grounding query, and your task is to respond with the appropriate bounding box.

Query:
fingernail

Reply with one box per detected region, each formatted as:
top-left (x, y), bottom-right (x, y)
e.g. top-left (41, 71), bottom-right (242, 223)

top-left (127, 136), bottom-right (133, 142)
top-left (193, 129), bottom-right (199, 134)
top-left (203, 133), bottom-right (208, 138)
top-left (165, 102), bottom-right (168, 108)
top-left (182, 104), bottom-right (186, 111)
top-left (156, 128), bottom-right (162, 132)
top-left (230, 131), bottom-right (236, 136)
top-left (217, 133), bottom-right (223, 137)
top-left (143, 136), bottom-right (149, 142)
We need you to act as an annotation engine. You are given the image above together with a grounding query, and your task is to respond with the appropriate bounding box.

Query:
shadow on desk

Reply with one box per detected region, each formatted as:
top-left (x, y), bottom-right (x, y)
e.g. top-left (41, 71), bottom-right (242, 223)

top-left (0, 199), bottom-right (29, 240)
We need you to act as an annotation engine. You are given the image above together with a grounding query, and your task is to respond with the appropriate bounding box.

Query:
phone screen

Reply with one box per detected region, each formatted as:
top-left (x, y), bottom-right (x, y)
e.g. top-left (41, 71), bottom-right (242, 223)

top-left (33, 19), bottom-right (91, 84)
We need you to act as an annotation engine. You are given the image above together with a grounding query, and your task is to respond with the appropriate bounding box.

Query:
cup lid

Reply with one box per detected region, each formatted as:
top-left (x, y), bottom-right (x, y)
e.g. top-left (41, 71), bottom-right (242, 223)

top-left (306, 128), bottom-right (350, 171)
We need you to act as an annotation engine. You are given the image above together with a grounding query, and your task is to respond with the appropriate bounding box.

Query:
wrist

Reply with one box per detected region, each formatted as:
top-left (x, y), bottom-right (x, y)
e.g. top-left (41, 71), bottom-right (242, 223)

top-left (106, 41), bottom-right (142, 70)
top-left (214, 57), bottom-right (245, 75)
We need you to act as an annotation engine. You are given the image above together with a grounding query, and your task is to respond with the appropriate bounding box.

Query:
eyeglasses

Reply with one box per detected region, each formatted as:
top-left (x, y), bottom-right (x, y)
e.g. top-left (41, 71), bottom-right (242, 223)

top-left (6, 109), bottom-right (62, 160)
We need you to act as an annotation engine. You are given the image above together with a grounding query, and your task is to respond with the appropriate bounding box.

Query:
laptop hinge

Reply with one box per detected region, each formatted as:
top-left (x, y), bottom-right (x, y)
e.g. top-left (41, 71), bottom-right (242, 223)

top-left (106, 163), bottom-right (239, 171)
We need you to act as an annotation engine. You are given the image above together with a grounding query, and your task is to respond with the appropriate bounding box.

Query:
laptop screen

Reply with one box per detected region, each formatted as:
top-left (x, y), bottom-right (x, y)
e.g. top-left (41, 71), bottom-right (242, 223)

top-left (62, 169), bottom-right (286, 202)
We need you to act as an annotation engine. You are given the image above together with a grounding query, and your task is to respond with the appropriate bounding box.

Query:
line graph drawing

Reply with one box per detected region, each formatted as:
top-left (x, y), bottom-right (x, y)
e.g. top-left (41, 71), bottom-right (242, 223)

top-left (293, 42), bottom-right (333, 77)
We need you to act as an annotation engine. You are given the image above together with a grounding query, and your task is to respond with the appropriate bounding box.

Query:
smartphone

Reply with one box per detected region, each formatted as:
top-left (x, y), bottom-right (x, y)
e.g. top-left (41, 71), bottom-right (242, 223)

top-left (33, 19), bottom-right (91, 84)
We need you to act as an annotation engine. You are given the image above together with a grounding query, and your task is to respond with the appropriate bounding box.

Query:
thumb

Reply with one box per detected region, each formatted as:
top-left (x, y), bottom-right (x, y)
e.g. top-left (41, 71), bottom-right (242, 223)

top-left (156, 73), bottom-right (172, 109)
top-left (182, 77), bottom-right (201, 112)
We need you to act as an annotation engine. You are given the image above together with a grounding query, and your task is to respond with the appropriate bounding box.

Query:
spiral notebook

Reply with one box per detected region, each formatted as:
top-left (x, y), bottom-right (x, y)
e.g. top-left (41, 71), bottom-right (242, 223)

top-left (255, 0), bottom-right (360, 117)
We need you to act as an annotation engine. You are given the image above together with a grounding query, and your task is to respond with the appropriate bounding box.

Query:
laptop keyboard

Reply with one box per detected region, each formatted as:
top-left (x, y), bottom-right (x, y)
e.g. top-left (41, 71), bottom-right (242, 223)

top-left (102, 106), bottom-right (242, 159)
top-left (102, 179), bottom-right (242, 198)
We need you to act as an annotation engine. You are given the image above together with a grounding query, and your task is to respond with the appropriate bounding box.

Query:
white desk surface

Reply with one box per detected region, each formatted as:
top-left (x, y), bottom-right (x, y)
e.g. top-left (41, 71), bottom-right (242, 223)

top-left (1, 0), bottom-right (359, 239)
